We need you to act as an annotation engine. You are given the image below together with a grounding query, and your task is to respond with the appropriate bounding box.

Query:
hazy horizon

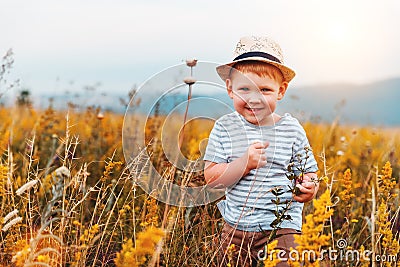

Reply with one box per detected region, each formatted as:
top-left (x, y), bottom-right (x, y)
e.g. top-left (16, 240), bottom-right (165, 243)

top-left (1, 0), bottom-right (400, 98)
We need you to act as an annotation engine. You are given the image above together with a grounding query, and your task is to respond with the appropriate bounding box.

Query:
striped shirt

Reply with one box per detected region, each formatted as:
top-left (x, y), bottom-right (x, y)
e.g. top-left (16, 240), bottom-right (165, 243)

top-left (204, 111), bottom-right (318, 231)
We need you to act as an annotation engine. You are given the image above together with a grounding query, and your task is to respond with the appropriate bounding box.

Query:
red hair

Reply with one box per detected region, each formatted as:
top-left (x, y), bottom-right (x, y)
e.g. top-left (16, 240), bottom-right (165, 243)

top-left (229, 60), bottom-right (284, 83)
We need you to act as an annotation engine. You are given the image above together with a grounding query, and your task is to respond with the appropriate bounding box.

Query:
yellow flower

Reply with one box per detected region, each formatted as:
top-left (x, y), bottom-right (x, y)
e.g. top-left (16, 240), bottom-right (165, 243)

top-left (339, 169), bottom-right (355, 205)
top-left (101, 160), bottom-right (123, 182)
top-left (263, 239), bottom-right (281, 267)
top-left (358, 245), bottom-right (370, 267)
top-left (79, 224), bottom-right (100, 246)
top-left (11, 240), bottom-right (30, 267)
top-left (376, 162), bottom-right (399, 266)
top-left (0, 164), bottom-right (8, 196)
top-left (378, 161), bottom-right (396, 200)
top-left (37, 254), bottom-right (50, 263)
top-left (226, 243), bottom-right (235, 266)
top-left (290, 189), bottom-right (334, 267)
top-left (377, 202), bottom-right (399, 263)
top-left (141, 197), bottom-right (159, 228)
top-left (115, 227), bottom-right (165, 267)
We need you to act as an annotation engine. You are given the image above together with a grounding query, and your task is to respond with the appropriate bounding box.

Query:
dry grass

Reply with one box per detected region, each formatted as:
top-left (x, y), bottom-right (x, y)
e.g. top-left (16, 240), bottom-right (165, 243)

top-left (0, 104), bottom-right (399, 266)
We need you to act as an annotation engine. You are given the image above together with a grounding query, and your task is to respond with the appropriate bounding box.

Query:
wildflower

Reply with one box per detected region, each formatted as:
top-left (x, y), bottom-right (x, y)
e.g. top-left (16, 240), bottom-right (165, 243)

top-left (350, 219), bottom-right (359, 223)
top-left (338, 169), bottom-right (355, 206)
top-left (37, 254), bottom-right (50, 263)
top-left (141, 197), bottom-right (159, 228)
top-left (115, 239), bottom-right (137, 266)
top-left (358, 245), bottom-right (370, 267)
top-left (227, 244), bottom-right (235, 267)
top-left (89, 224), bottom-right (99, 235)
top-left (377, 202), bottom-right (400, 266)
top-left (11, 240), bottom-right (30, 266)
top-left (2, 216), bottom-right (23, 231)
top-left (115, 227), bottom-right (165, 267)
top-left (378, 161), bottom-right (396, 200)
top-left (185, 59), bottom-right (198, 67)
top-left (97, 112), bottom-right (104, 120)
top-left (15, 180), bottom-right (38, 195)
top-left (183, 76), bottom-right (196, 85)
top-left (101, 160), bottom-right (122, 182)
top-left (79, 224), bottom-right (100, 245)
top-left (135, 227), bottom-right (165, 254)
top-left (376, 162), bottom-right (399, 266)
top-left (263, 239), bottom-right (281, 267)
top-left (290, 189), bottom-right (334, 266)
top-left (0, 164), bottom-right (8, 195)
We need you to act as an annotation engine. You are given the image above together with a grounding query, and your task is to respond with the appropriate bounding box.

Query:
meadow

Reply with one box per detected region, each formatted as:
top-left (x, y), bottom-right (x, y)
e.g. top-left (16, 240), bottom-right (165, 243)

top-left (0, 97), bottom-right (399, 267)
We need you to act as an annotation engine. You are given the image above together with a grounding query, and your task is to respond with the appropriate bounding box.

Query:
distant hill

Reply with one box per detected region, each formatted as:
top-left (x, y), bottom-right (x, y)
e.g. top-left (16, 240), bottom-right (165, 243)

top-left (279, 77), bottom-right (400, 125)
top-left (30, 77), bottom-right (400, 126)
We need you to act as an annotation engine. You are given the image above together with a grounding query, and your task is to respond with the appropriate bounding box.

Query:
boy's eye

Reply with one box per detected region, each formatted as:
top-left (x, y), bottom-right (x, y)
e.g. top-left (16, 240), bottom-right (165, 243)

top-left (238, 87), bottom-right (249, 91)
top-left (261, 88), bottom-right (272, 92)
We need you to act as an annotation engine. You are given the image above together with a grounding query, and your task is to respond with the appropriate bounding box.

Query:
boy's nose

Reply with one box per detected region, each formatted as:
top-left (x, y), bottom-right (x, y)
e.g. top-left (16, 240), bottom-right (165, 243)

top-left (248, 92), bottom-right (262, 104)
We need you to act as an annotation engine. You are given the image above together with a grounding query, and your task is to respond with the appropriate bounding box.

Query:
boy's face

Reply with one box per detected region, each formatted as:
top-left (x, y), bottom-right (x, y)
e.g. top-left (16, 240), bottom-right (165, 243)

top-left (226, 71), bottom-right (288, 126)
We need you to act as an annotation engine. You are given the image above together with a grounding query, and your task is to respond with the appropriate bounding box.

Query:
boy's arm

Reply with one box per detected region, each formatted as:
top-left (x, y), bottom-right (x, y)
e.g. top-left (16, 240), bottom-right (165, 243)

top-left (204, 142), bottom-right (269, 188)
top-left (204, 159), bottom-right (249, 188)
top-left (293, 172), bottom-right (319, 203)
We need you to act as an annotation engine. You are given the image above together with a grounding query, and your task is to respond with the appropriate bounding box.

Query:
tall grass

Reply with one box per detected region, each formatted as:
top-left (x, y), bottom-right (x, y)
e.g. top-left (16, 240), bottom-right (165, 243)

top-left (0, 104), bottom-right (399, 266)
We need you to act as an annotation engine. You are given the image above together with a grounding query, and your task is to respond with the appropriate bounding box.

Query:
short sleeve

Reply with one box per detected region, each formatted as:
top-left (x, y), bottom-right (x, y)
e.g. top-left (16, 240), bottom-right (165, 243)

top-left (292, 127), bottom-right (318, 176)
top-left (203, 121), bottom-right (228, 163)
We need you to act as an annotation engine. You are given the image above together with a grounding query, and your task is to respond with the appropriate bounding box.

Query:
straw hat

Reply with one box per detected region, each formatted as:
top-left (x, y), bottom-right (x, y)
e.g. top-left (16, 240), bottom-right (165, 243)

top-left (216, 36), bottom-right (296, 82)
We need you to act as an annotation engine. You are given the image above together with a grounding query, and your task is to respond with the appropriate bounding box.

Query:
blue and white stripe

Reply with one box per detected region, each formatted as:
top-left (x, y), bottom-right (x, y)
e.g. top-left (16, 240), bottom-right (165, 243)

top-left (204, 112), bottom-right (318, 231)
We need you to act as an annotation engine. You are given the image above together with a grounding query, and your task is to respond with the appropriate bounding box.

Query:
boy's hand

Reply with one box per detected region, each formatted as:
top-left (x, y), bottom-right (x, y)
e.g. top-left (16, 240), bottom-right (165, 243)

top-left (204, 141), bottom-right (269, 188)
top-left (293, 173), bottom-right (319, 203)
top-left (243, 141), bottom-right (269, 172)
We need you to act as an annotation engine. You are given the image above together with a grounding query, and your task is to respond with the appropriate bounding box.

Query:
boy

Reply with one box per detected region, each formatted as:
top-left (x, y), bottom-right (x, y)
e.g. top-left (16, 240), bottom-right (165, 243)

top-left (203, 36), bottom-right (319, 267)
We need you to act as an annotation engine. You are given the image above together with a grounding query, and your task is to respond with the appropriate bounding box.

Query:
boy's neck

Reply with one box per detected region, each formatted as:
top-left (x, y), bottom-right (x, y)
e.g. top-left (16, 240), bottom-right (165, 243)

top-left (263, 113), bottom-right (281, 126)
top-left (240, 112), bottom-right (282, 126)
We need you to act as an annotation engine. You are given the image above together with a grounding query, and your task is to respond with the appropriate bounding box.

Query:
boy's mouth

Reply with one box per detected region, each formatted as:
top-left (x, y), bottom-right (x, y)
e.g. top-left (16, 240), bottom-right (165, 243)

top-left (245, 107), bottom-right (263, 112)
top-left (245, 107), bottom-right (264, 116)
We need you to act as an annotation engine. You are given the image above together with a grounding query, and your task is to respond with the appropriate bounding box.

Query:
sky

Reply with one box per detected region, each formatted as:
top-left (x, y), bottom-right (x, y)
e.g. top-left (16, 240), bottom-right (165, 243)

top-left (1, 0), bottom-right (400, 99)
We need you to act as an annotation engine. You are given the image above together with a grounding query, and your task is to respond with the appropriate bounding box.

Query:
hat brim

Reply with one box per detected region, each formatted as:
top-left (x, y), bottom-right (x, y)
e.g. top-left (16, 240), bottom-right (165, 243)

top-left (216, 57), bottom-right (296, 83)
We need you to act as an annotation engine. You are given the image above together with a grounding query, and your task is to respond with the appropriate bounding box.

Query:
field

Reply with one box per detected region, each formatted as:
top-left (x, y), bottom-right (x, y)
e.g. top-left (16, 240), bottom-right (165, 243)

top-left (0, 101), bottom-right (399, 267)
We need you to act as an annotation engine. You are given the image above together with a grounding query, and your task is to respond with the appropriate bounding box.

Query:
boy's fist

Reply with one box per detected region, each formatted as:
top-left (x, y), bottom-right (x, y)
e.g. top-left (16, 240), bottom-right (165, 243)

top-left (244, 141), bottom-right (269, 171)
top-left (293, 173), bottom-right (319, 203)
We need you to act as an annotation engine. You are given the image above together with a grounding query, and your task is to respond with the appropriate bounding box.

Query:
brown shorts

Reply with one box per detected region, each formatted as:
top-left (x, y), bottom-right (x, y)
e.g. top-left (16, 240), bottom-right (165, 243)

top-left (217, 222), bottom-right (300, 267)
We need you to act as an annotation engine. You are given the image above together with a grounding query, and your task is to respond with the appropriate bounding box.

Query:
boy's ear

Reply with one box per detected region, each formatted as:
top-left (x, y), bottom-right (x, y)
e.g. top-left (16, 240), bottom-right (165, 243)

top-left (277, 81), bottom-right (288, 100)
top-left (226, 79), bottom-right (234, 99)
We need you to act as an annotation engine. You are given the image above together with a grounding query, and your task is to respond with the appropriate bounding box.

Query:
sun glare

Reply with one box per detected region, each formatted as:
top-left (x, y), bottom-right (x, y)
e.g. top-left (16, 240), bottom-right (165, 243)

top-left (326, 22), bottom-right (349, 44)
